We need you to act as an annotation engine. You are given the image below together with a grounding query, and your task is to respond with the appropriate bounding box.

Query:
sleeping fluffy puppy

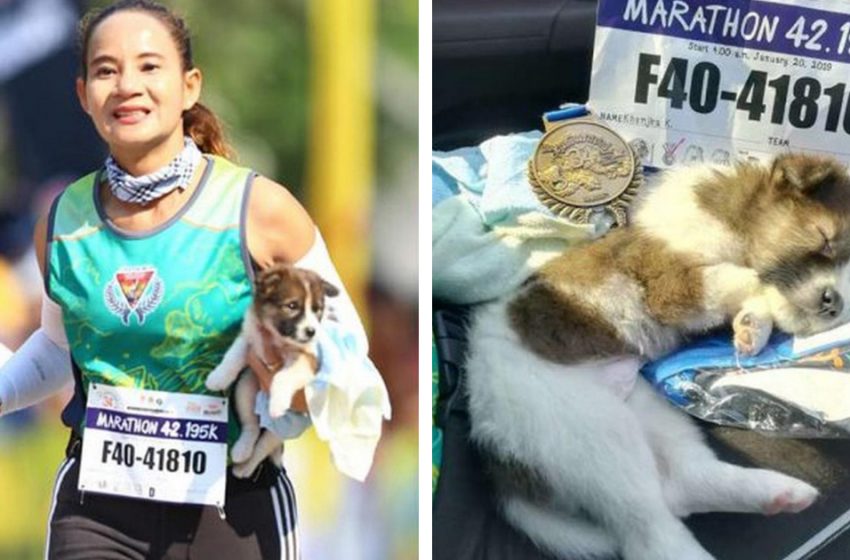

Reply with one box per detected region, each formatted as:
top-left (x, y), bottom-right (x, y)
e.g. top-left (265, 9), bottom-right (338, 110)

top-left (465, 153), bottom-right (850, 560)
top-left (206, 263), bottom-right (338, 478)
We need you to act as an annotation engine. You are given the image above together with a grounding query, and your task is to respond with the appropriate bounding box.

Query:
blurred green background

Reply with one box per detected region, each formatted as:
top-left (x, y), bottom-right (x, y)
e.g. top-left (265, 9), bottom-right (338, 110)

top-left (0, 0), bottom-right (418, 558)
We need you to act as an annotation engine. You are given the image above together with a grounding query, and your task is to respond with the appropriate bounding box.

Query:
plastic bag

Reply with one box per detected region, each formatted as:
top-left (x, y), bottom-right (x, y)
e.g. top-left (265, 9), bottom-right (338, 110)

top-left (642, 326), bottom-right (850, 438)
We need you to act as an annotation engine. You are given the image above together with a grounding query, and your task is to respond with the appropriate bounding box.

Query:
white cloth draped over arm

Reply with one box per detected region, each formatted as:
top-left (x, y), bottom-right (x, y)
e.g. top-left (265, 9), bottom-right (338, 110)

top-left (255, 229), bottom-right (392, 481)
top-left (0, 292), bottom-right (72, 416)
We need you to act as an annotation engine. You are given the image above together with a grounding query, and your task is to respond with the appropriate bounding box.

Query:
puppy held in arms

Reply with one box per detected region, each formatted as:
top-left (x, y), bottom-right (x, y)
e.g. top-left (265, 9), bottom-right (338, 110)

top-left (466, 153), bottom-right (850, 560)
top-left (206, 263), bottom-right (338, 478)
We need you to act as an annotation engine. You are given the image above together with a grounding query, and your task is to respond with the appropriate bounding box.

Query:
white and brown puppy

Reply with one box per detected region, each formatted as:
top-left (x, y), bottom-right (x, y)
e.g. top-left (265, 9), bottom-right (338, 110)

top-left (466, 154), bottom-right (850, 560)
top-left (206, 263), bottom-right (338, 478)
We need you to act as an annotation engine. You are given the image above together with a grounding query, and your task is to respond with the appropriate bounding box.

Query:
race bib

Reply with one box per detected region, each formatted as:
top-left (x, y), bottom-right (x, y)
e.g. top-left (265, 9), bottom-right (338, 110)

top-left (589, 0), bottom-right (850, 168)
top-left (78, 384), bottom-right (229, 507)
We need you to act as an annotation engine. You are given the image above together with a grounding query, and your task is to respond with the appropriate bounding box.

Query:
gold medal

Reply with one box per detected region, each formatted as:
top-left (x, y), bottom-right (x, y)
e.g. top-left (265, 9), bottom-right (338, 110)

top-left (529, 115), bottom-right (643, 226)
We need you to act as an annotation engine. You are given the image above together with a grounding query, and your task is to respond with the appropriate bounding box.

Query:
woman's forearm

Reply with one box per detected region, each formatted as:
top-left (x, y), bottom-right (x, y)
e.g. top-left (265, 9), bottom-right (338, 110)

top-left (0, 293), bottom-right (72, 416)
top-left (0, 329), bottom-right (72, 415)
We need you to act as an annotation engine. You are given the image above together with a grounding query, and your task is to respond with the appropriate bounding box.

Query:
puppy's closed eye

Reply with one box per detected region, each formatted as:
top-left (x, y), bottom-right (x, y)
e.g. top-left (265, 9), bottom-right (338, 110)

top-left (818, 228), bottom-right (835, 258)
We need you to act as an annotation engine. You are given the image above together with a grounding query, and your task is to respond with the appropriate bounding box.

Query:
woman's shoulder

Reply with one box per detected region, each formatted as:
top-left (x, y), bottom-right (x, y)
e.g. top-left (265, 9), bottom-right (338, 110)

top-left (245, 174), bottom-right (316, 265)
top-left (249, 174), bottom-right (303, 210)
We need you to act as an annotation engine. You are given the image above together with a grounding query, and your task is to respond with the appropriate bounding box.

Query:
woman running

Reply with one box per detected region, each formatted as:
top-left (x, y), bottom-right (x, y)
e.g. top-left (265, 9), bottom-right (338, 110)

top-left (0, 1), bottom-right (384, 558)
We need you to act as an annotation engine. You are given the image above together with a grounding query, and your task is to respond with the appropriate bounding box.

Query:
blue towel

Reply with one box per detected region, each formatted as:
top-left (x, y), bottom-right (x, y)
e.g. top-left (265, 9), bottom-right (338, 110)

top-left (432, 131), bottom-right (546, 224)
top-left (432, 131), bottom-right (598, 304)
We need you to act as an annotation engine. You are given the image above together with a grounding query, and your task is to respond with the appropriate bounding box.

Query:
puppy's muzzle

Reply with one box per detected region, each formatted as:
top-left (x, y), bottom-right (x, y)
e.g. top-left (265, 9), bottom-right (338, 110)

top-left (819, 288), bottom-right (843, 318)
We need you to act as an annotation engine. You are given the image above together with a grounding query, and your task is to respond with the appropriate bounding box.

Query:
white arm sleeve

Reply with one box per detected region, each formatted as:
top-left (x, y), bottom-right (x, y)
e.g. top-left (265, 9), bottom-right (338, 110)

top-left (294, 229), bottom-right (368, 347)
top-left (0, 293), bottom-right (73, 416)
top-left (41, 290), bottom-right (69, 350)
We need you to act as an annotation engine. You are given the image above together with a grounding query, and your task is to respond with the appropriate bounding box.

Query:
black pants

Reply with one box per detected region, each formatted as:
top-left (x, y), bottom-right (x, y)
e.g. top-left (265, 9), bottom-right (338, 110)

top-left (45, 438), bottom-right (299, 560)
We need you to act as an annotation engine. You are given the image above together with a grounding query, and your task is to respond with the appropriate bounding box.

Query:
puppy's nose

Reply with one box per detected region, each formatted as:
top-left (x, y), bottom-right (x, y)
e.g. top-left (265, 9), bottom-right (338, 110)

top-left (305, 327), bottom-right (316, 339)
top-left (820, 288), bottom-right (843, 318)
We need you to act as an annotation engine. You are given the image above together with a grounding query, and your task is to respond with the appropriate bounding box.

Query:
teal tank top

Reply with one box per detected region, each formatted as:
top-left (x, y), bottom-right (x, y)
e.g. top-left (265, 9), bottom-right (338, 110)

top-left (47, 155), bottom-right (255, 443)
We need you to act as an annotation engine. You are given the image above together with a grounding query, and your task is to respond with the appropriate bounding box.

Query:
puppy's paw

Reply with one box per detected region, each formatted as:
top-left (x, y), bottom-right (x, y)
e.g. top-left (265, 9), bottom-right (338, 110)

top-left (231, 430), bottom-right (259, 464)
top-left (763, 478), bottom-right (819, 515)
top-left (231, 462), bottom-right (257, 479)
top-left (267, 394), bottom-right (293, 419)
top-left (733, 310), bottom-right (772, 356)
top-left (205, 367), bottom-right (232, 391)
top-left (231, 445), bottom-right (251, 465)
top-left (268, 385), bottom-right (296, 419)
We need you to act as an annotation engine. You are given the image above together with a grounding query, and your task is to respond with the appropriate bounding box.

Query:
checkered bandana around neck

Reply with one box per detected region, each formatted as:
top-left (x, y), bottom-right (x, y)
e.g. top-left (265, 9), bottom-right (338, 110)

top-left (105, 137), bottom-right (202, 205)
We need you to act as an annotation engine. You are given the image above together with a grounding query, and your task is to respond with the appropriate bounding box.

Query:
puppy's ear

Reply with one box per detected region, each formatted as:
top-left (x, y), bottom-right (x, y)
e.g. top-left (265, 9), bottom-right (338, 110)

top-left (771, 154), bottom-right (845, 194)
top-left (253, 274), bottom-right (275, 300)
top-left (253, 263), bottom-right (290, 299)
top-left (322, 280), bottom-right (340, 298)
top-left (301, 268), bottom-right (339, 298)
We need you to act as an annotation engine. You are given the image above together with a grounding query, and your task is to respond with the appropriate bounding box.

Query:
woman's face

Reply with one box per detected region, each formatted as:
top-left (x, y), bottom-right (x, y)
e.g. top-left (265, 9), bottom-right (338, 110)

top-left (76, 11), bottom-right (201, 161)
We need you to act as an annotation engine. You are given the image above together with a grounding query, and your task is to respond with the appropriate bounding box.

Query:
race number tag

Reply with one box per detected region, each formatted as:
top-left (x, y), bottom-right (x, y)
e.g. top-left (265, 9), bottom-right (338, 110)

top-left (589, 0), bottom-right (850, 168)
top-left (78, 384), bottom-right (228, 507)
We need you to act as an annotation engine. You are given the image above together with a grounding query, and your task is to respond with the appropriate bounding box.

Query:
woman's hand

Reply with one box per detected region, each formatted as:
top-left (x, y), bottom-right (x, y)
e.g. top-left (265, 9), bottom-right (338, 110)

top-left (246, 329), bottom-right (308, 414)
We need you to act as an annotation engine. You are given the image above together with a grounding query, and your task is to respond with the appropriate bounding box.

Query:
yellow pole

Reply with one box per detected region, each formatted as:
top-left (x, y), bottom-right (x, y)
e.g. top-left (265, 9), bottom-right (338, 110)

top-left (307, 0), bottom-right (375, 321)
top-left (293, 0), bottom-right (376, 523)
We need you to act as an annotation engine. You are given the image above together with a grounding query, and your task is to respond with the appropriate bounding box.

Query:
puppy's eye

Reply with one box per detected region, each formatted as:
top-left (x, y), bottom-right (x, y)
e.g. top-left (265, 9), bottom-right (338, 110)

top-left (286, 301), bottom-right (300, 311)
top-left (818, 228), bottom-right (836, 258)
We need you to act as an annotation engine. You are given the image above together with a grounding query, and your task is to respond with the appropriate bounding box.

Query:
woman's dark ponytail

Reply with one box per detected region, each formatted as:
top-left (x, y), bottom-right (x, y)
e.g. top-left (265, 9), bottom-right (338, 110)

top-left (184, 102), bottom-right (233, 158)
